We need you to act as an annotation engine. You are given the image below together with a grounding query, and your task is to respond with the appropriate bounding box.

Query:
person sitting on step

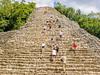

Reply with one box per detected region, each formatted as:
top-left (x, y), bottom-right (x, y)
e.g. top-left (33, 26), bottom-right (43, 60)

top-left (51, 38), bottom-right (53, 41)
top-left (59, 30), bottom-right (63, 38)
top-left (41, 43), bottom-right (46, 53)
top-left (61, 56), bottom-right (66, 64)
top-left (58, 25), bottom-right (61, 28)
top-left (48, 23), bottom-right (52, 29)
top-left (41, 43), bottom-right (46, 48)
top-left (43, 26), bottom-right (47, 31)
top-left (41, 26), bottom-right (47, 34)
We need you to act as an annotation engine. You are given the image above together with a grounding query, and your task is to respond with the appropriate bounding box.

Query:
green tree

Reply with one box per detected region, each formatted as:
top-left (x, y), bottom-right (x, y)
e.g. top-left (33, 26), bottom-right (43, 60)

top-left (55, 3), bottom-right (100, 38)
top-left (0, 0), bottom-right (36, 31)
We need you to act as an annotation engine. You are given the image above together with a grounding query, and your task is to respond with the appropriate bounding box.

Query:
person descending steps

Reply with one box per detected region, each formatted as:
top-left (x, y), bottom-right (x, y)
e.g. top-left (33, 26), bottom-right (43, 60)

top-left (50, 44), bottom-right (59, 62)
top-left (50, 45), bottom-right (56, 62)
top-left (52, 45), bottom-right (57, 56)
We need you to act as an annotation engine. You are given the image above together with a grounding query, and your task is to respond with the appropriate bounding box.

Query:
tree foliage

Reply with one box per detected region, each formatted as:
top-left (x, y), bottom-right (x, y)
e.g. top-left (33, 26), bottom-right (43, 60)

top-left (0, 0), bottom-right (35, 31)
top-left (55, 3), bottom-right (100, 38)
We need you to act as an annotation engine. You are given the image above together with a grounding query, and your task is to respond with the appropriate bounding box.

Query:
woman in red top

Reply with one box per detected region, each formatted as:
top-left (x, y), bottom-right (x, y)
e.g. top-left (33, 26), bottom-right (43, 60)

top-left (71, 40), bottom-right (78, 49)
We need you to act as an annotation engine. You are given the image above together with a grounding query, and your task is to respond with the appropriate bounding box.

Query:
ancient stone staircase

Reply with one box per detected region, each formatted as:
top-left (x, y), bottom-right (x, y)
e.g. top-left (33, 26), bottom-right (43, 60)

top-left (0, 7), bottom-right (100, 75)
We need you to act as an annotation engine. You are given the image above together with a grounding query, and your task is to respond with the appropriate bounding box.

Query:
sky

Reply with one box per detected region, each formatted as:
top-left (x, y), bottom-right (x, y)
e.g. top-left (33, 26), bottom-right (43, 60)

top-left (16, 0), bottom-right (100, 14)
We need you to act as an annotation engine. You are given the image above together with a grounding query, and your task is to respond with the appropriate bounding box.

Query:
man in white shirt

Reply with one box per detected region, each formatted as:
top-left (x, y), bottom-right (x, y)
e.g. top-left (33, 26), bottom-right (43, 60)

top-left (52, 48), bottom-right (57, 56)
top-left (50, 45), bottom-right (57, 62)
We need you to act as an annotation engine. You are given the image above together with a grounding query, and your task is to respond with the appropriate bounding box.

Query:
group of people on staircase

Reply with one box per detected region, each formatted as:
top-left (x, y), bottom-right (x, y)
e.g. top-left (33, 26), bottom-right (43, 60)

top-left (41, 16), bottom-right (78, 63)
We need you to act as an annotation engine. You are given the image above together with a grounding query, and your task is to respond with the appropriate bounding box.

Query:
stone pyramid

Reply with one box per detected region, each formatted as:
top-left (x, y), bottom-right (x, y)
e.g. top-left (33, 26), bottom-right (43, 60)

top-left (0, 7), bottom-right (100, 75)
